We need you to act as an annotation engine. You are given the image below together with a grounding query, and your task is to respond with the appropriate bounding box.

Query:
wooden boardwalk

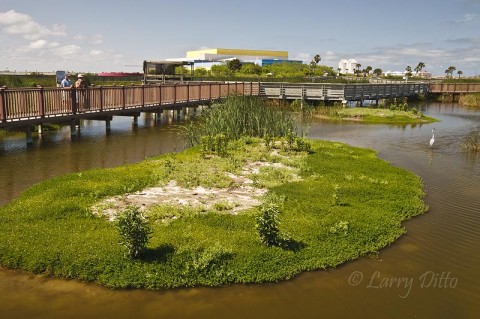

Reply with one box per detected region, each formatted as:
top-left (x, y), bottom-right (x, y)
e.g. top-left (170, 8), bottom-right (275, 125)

top-left (260, 82), bottom-right (428, 102)
top-left (428, 83), bottom-right (480, 94)
top-left (2, 81), bottom-right (476, 134)
top-left (0, 82), bottom-right (259, 129)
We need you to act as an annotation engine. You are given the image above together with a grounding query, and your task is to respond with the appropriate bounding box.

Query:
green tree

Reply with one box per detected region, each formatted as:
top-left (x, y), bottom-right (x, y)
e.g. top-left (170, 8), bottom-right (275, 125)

top-left (355, 63), bottom-right (362, 76)
top-left (194, 67), bottom-right (208, 77)
top-left (373, 68), bottom-right (383, 76)
top-left (227, 59), bottom-right (242, 72)
top-left (211, 64), bottom-right (231, 77)
top-left (405, 65), bottom-right (412, 77)
top-left (239, 63), bottom-right (262, 75)
top-left (445, 66), bottom-right (456, 78)
top-left (414, 62), bottom-right (425, 74)
top-left (363, 66), bottom-right (372, 77)
top-left (457, 70), bottom-right (463, 78)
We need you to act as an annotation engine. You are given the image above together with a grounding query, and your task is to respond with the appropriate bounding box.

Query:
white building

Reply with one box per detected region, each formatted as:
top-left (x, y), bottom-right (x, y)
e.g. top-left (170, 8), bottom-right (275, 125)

top-left (338, 59), bottom-right (358, 74)
top-left (167, 48), bottom-right (290, 70)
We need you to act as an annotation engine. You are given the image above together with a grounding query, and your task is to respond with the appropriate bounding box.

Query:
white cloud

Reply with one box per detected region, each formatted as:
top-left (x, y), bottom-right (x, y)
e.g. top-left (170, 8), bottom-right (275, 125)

top-left (0, 10), bottom-right (66, 40)
top-left (54, 45), bottom-right (82, 56)
top-left (293, 53), bottom-right (311, 62)
top-left (92, 34), bottom-right (103, 45)
top-left (448, 13), bottom-right (478, 24)
top-left (27, 39), bottom-right (47, 49)
top-left (89, 49), bottom-right (104, 56)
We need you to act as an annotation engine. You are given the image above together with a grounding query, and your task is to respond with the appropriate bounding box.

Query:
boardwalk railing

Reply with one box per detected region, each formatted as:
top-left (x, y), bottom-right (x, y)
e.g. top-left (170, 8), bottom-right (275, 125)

top-left (0, 82), bottom-right (259, 128)
top-left (428, 83), bottom-right (480, 94)
top-left (260, 82), bottom-right (429, 101)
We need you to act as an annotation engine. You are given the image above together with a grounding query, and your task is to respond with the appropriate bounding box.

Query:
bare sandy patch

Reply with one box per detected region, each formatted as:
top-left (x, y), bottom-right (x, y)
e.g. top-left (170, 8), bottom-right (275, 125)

top-left (92, 159), bottom-right (301, 221)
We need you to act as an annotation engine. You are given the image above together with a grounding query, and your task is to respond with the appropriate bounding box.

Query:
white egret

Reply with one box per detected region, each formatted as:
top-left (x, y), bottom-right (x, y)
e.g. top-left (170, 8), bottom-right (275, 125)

top-left (429, 128), bottom-right (435, 148)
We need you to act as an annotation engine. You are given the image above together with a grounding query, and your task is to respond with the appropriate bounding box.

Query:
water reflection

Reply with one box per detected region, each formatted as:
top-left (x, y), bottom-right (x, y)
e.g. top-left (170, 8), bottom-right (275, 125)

top-left (0, 103), bottom-right (479, 319)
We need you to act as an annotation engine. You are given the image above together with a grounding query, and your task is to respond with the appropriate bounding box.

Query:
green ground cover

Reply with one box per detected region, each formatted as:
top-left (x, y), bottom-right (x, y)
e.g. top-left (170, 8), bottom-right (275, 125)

top-left (0, 137), bottom-right (427, 289)
top-left (316, 106), bottom-right (437, 124)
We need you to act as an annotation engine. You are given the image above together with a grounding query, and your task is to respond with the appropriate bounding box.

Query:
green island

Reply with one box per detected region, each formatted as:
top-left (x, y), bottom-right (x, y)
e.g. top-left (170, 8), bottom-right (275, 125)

top-left (314, 105), bottom-right (438, 124)
top-left (0, 97), bottom-right (428, 289)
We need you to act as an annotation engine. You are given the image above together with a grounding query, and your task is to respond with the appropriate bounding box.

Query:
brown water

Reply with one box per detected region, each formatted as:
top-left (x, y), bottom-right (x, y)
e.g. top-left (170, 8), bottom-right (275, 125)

top-left (0, 103), bottom-right (479, 319)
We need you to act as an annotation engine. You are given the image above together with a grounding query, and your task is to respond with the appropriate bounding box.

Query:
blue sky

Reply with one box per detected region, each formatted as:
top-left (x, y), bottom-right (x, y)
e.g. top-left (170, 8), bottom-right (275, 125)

top-left (0, 0), bottom-right (479, 76)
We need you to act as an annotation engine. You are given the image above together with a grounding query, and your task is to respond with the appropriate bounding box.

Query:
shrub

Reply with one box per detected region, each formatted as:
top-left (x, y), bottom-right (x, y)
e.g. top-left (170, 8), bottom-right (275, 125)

top-left (115, 206), bottom-right (152, 258)
top-left (256, 203), bottom-right (281, 246)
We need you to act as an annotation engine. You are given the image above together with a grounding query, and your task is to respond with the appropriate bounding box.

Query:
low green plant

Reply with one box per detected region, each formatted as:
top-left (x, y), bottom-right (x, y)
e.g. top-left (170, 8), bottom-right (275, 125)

top-left (330, 221), bottom-right (349, 236)
top-left (115, 206), bottom-right (152, 258)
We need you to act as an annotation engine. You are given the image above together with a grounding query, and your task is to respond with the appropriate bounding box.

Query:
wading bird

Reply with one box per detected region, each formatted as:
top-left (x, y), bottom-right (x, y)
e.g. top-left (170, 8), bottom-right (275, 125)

top-left (429, 128), bottom-right (435, 148)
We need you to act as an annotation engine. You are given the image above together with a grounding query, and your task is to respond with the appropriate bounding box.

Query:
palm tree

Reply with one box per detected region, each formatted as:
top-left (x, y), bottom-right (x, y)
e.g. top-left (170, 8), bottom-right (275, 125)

top-left (445, 66), bottom-right (456, 78)
top-left (355, 63), bottom-right (361, 76)
top-left (313, 54), bottom-right (321, 64)
top-left (373, 68), bottom-right (383, 77)
top-left (405, 65), bottom-right (412, 77)
top-left (365, 66), bottom-right (372, 76)
top-left (415, 62), bottom-right (426, 74)
top-left (457, 70), bottom-right (463, 78)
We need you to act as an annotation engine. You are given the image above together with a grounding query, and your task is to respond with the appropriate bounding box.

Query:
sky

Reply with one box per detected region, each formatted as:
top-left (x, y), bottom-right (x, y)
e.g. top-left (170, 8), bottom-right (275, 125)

top-left (0, 0), bottom-right (479, 76)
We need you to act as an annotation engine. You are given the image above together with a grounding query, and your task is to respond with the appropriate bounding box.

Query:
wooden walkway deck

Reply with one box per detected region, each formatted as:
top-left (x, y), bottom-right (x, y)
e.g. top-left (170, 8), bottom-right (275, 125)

top-left (428, 83), bottom-right (480, 94)
top-left (0, 82), bottom-right (259, 129)
top-left (260, 82), bottom-right (428, 101)
top-left (2, 81), bottom-right (476, 134)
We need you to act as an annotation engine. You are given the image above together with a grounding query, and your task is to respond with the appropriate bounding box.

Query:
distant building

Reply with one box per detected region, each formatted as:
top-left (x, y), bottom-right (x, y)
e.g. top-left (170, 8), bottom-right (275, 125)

top-left (415, 70), bottom-right (432, 79)
top-left (167, 48), bottom-right (300, 70)
top-left (338, 59), bottom-right (358, 74)
top-left (384, 71), bottom-right (406, 77)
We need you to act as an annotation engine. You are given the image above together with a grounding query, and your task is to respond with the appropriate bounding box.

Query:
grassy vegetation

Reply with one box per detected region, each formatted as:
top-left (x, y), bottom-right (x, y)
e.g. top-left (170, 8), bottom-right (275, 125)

top-left (459, 93), bottom-right (480, 108)
top-left (0, 135), bottom-right (427, 289)
top-left (462, 131), bottom-right (480, 152)
top-left (314, 103), bottom-right (438, 124)
top-left (183, 95), bottom-right (299, 146)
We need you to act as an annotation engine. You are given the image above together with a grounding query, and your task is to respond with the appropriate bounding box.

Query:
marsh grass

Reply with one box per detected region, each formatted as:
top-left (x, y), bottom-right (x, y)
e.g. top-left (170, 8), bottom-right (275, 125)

top-left (184, 95), bottom-right (297, 146)
top-left (0, 138), bottom-right (427, 289)
top-left (462, 131), bottom-right (480, 152)
top-left (459, 93), bottom-right (480, 108)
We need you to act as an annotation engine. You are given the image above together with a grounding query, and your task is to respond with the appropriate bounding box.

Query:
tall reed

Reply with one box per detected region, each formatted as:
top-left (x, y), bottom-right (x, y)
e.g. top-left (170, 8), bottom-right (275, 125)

top-left (462, 131), bottom-right (480, 152)
top-left (184, 95), bottom-right (296, 146)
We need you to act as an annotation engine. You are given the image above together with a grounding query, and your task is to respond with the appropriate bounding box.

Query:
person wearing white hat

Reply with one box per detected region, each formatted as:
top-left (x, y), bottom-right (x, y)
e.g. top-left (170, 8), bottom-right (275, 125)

top-left (75, 74), bottom-right (88, 108)
top-left (75, 74), bottom-right (86, 88)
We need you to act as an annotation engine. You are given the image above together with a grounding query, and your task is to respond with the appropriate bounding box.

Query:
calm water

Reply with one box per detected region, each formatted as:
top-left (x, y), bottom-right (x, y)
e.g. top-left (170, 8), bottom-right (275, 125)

top-left (0, 103), bottom-right (479, 319)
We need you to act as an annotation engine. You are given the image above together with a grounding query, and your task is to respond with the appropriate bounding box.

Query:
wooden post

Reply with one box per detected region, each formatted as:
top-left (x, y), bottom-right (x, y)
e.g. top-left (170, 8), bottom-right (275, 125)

top-left (159, 84), bottom-right (162, 105)
top-left (70, 119), bottom-right (76, 138)
top-left (0, 86), bottom-right (6, 122)
top-left (122, 86), bottom-right (126, 109)
top-left (72, 88), bottom-right (77, 115)
top-left (106, 118), bottom-right (111, 132)
top-left (26, 125), bottom-right (33, 144)
top-left (99, 86), bottom-right (104, 111)
top-left (173, 83), bottom-right (177, 104)
top-left (133, 115), bottom-right (138, 127)
top-left (37, 86), bottom-right (45, 118)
